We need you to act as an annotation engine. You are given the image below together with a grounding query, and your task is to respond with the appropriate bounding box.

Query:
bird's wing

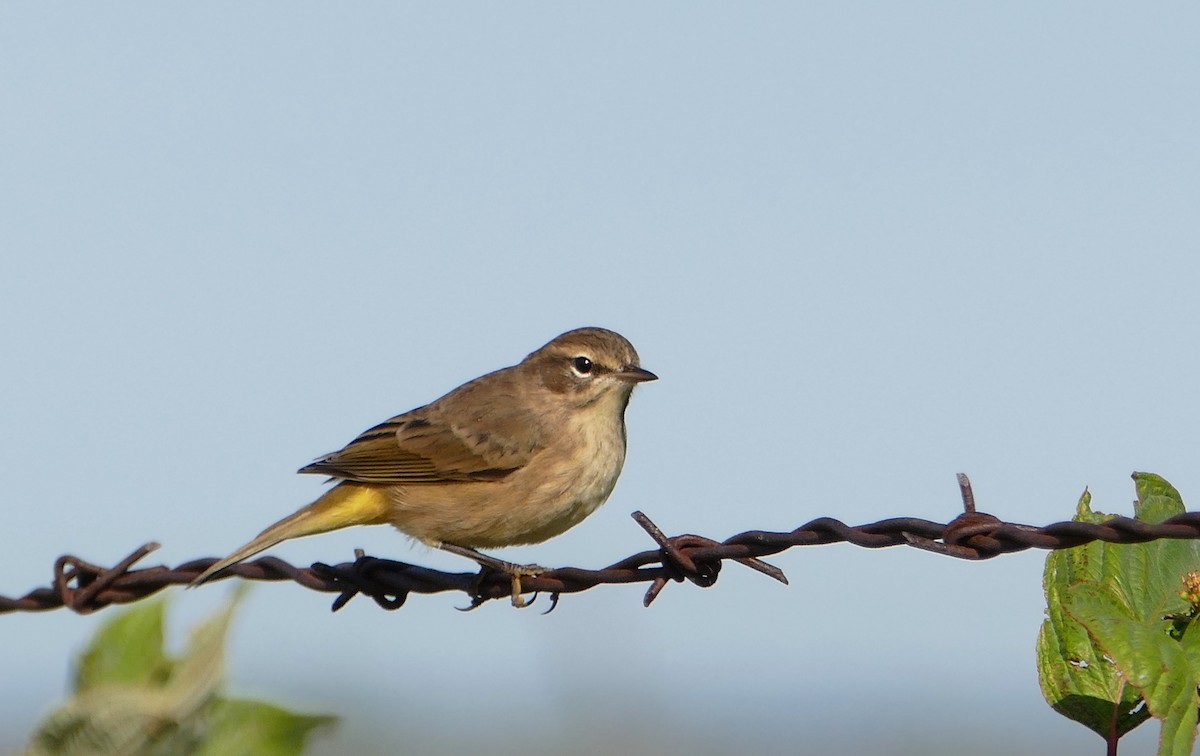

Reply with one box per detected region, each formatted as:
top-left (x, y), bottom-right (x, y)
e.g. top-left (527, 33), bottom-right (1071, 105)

top-left (298, 408), bottom-right (542, 484)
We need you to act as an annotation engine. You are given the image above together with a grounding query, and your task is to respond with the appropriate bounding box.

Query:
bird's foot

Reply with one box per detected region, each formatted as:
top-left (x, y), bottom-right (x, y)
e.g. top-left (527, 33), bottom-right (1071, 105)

top-left (439, 543), bottom-right (545, 608)
top-left (503, 562), bottom-right (546, 608)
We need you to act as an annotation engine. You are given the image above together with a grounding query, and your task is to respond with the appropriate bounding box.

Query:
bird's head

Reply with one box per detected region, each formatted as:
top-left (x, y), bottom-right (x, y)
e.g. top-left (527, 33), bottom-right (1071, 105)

top-left (523, 327), bottom-right (657, 409)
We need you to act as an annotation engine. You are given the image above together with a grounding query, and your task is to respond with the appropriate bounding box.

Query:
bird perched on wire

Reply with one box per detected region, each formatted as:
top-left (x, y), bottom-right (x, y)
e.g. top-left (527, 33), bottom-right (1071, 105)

top-left (192, 327), bottom-right (657, 606)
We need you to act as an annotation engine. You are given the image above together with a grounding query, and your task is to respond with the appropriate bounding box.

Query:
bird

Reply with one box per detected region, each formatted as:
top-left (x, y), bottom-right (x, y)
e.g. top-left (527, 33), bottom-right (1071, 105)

top-left (191, 327), bottom-right (656, 606)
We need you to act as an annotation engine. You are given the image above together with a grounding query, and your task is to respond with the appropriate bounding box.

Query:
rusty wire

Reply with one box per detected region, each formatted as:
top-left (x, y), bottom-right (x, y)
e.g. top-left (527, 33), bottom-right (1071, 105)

top-left (6, 474), bottom-right (1200, 616)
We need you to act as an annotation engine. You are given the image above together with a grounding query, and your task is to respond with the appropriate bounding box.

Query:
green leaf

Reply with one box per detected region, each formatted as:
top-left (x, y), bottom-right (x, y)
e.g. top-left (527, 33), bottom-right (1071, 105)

top-left (196, 698), bottom-right (337, 756)
top-left (25, 685), bottom-right (197, 756)
top-left (1040, 473), bottom-right (1200, 756)
top-left (157, 586), bottom-right (245, 720)
top-left (1133, 471), bottom-right (1185, 524)
top-left (1068, 583), bottom-right (1198, 756)
top-left (1037, 489), bottom-right (1150, 740)
top-left (28, 587), bottom-right (337, 756)
top-left (74, 598), bottom-right (170, 692)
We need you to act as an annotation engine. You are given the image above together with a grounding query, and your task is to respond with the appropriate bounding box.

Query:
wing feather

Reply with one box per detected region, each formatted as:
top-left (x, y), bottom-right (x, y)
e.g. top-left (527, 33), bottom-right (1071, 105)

top-left (298, 403), bottom-right (543, 484)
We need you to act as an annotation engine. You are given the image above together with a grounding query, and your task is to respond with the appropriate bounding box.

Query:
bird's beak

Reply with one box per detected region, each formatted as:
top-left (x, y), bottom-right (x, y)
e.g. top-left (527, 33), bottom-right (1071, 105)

top-left (617, 365), bottom-right (658, 383)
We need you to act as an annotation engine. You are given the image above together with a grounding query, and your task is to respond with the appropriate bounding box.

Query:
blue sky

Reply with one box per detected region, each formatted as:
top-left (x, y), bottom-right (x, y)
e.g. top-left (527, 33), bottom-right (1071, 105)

top-left (2, 4), bottom-right (1197, 753)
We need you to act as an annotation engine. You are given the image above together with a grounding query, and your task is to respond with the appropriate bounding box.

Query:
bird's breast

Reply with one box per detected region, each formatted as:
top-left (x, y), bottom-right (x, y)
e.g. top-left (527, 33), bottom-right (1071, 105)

top-left (491, 407), bottom-right (628, 544)
top-left (383, 402), bottom-right (633, 548)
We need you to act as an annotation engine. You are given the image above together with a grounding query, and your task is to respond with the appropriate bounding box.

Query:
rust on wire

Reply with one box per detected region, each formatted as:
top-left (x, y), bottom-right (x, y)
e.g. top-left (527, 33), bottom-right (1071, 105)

top-left (8, 474), bottom-right (1200, 616)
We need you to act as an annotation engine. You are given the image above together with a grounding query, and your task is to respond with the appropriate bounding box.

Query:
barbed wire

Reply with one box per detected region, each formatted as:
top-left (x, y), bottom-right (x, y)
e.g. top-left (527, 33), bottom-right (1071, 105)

top-left (6, 474), bottom-right (1200, 616)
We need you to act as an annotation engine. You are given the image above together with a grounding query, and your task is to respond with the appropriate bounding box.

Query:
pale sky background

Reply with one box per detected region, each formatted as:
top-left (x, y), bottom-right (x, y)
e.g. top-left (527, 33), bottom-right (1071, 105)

top-left (2, 4), bottom-right (1197, 755)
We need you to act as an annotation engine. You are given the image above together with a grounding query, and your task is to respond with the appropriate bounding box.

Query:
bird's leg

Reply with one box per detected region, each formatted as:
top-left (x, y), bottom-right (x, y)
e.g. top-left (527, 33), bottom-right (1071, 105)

top-left (437, 543), bottom-right (545, 608)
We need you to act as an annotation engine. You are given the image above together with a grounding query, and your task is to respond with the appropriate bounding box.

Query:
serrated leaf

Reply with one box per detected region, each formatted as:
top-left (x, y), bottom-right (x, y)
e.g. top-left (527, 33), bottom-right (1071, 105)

top-left (1133, 472), bottom-right (1185, 523)
top-left (1038, 489), bottom-right (1149, 739)
top-left (74, 599), bottom-right (170, 692)
top-left (196, 698), bottom-right (337, 756)
top-left (1068, 582), bottom-right (1198, 756)
top-left (1043, 473), bottom-right (1200, 756)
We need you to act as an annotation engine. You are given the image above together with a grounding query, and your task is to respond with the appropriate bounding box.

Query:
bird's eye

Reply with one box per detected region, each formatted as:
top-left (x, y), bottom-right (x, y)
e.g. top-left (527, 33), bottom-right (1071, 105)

top-left (572, 356), bottom-right (594, 375)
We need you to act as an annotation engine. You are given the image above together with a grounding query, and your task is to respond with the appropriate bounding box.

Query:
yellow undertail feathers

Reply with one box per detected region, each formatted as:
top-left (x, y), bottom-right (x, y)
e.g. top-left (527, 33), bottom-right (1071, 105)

top-left (192, 484), bottom-right (391, 585)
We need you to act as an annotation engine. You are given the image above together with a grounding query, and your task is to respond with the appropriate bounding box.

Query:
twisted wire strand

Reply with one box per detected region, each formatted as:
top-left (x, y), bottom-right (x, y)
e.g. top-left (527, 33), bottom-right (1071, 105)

top-left (7, 480), bottom-right (1200, 615)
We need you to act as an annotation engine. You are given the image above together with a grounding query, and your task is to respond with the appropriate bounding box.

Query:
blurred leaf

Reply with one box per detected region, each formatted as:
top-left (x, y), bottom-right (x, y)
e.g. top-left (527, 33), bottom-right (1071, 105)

top-left (158, 586), bottom-right (242, 720)
top-left (74, 598), bottom-right (170, 692)
top-left (25, 686), bottom-right (178, 756)
top-left (27, 586), bottom-right (336, 756)
top-left (196, 698), bottom-right (337, 756)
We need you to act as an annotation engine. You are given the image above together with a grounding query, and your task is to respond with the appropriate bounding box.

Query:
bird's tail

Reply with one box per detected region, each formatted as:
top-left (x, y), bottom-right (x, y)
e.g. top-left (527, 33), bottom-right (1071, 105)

top-left (190, 483), bottom-right (392, 586)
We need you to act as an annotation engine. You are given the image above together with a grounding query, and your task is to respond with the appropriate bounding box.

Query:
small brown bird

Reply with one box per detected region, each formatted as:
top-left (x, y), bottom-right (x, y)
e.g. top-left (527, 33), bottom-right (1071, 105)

top-left (193, 327), bottom-right (656, 605)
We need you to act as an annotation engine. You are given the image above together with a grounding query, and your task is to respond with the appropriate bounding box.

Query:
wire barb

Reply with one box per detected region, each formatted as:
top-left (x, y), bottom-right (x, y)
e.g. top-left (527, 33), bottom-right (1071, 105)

top-left (55, 543), bottom-right (161, 614)
top-left (632, 511), bottom-right (787, 606)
